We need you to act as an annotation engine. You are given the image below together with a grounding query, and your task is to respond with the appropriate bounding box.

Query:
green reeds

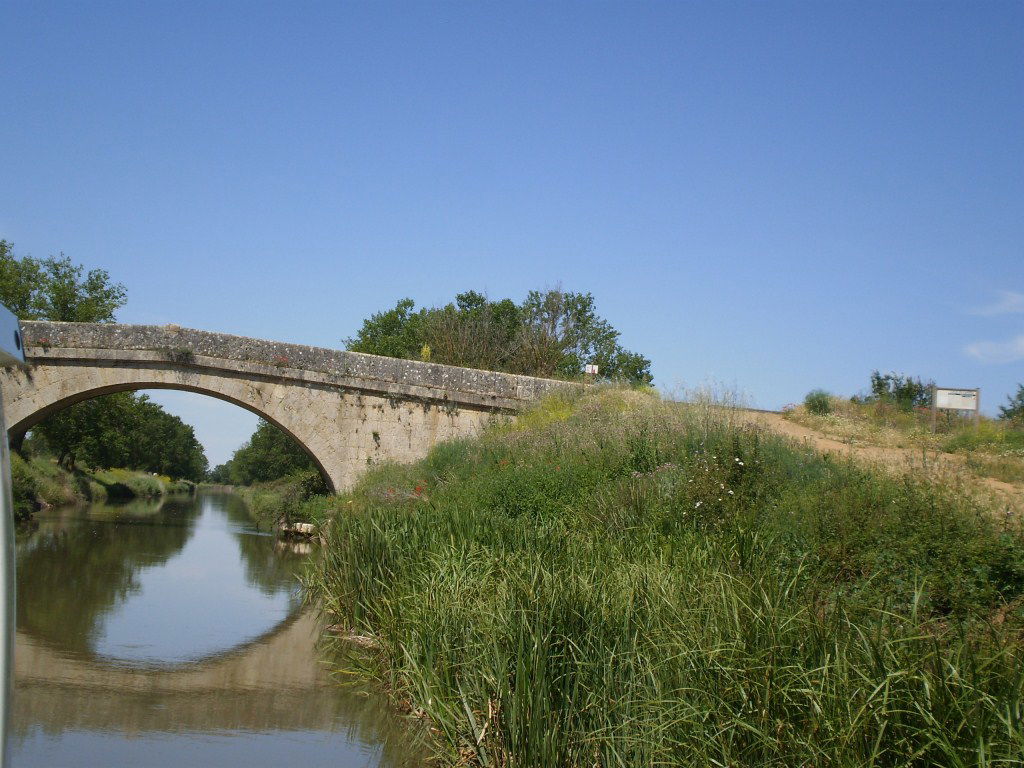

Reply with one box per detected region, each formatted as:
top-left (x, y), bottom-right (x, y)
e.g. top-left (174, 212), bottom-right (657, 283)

top-left (306, 389), bottom-right (1024, 766)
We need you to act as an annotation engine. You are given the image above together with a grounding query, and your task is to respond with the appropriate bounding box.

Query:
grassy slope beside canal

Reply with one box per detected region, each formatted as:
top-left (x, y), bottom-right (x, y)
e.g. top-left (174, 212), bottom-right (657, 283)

top-left (11, 453), bottom-right (195, 520)
top-left (293, 388), bottom-right (1024, 766)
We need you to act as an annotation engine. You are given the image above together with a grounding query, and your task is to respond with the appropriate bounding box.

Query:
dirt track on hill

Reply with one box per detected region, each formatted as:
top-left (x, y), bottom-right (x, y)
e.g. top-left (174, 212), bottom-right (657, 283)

top-left (740, 410), bottom-right (1022, 510)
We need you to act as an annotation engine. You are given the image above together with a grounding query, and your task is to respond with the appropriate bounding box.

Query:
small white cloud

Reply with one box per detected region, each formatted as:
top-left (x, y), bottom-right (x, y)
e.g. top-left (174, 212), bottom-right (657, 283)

top-left (964, 334), bottom-right (1024, 364)
top-left (972, 290), bottom-right (1024, 316)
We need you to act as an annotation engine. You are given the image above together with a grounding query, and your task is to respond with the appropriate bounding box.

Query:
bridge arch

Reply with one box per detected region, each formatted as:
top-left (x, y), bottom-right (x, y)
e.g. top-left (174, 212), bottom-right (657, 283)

top-left (1, 321), bottom-right (568, 492)
top-left (5, 368), bottom-right (336, 490)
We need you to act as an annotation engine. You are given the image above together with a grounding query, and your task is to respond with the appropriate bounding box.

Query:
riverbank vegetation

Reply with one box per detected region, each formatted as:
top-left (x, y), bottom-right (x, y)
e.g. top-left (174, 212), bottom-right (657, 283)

top-left (296, 387), bottom-right (1023, 766)
top-left (347, 289), bottom-right (652, 384)
top-left (789, 373), bottom-right (1024, 485)
top-left (206, 418), bottom-right (325, 528)
top-left (12, 391), bottom-right (207, 519)
top-left (11, 452), bottom-right (195, 520)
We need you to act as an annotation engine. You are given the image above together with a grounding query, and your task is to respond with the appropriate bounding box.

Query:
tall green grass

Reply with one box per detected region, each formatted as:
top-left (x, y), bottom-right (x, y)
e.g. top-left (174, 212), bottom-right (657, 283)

top-left (306, 389), bottom-right (1024, 766)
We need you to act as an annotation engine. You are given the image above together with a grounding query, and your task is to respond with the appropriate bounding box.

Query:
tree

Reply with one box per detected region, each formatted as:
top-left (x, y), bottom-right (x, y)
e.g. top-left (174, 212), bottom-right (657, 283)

top-left (518, 289), bottom-right (653, 383)
top-left (0, 240), bottom-right (126, 322)
top-left (207, 463), bottom-right (233, 484)
top-left (345, 288), bottom-right (653, 385)
top-left (33, 392), bottom-right (208, 480)
top-left (999, 384), bottom-right (1024, 426)
top-left (866, 371), bottom-right (934, 411)
top-left (346, 298), bottom-right (425, 359)
top-left (220, 420), bottom-right (316, 485)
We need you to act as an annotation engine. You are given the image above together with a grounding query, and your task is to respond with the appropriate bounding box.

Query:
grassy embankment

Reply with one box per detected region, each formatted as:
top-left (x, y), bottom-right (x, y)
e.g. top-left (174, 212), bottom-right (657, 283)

top-left (274, 388), bottom-right (1024, 766)
top-left (11, 453), bottom-right (195, 521)
top-left (787, 394), bottom-right (1024, 486)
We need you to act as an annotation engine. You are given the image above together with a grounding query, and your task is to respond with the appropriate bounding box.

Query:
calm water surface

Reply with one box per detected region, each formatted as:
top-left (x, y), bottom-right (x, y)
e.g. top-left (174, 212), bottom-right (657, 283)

top-left (12, 492), bottom-right (423, 767)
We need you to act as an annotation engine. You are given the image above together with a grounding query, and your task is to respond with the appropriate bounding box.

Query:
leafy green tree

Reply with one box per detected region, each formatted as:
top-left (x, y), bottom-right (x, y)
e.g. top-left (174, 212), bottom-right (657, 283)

top-left (867, 371), bottom-right (934, 412)
top-left (0, 240), bottom-right (126, 321)
top-left (999, 384), bottom-right (1024, 426)
top-left (346, 288), bottom-right (653, 385)
top-left (518, 289), bottom-right (652, 383)
top-left (346, 297), bottom-right (425, 359)
top-left (421, 291), bottom-right (525, 372)
top-left (207, 463), bottom-right (233, 484)
top-left (222, 420), bottom-right (316, 485)
top-left (33, 393), bottom-right (208, 480)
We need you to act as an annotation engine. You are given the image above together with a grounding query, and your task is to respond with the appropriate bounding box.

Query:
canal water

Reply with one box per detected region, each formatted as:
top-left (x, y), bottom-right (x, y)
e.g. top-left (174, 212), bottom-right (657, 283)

top-left (11, 492), bottom-right (422, 767)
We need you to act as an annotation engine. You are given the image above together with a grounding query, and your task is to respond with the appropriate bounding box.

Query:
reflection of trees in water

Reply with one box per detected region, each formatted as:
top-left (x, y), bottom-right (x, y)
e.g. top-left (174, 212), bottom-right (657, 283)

top-left (217, 492), bottom-right (307, 598)
top-left (16, 492), bottom-right (308, 660)
top-left (16, 498), bottom-right (200, 657)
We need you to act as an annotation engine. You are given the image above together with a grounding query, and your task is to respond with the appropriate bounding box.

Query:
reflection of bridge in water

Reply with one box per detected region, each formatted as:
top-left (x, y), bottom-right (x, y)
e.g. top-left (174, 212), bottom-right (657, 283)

top-left (14, 611), bottom-right (400, 738)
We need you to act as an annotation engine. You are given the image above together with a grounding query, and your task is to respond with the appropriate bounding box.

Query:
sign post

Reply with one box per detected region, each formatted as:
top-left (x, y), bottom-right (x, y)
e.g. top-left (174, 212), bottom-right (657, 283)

top-left (931, 386), bottom-right (981, 432)
top-left (0, 304), bottom-right (26, 768)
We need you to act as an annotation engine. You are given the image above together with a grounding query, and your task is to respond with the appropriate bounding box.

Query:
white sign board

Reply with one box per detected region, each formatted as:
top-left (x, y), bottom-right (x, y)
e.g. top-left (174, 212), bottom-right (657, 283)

top-left (934, 388), bottom-right (979, 411)
top-left (584, 364), bottom-right (599, 375)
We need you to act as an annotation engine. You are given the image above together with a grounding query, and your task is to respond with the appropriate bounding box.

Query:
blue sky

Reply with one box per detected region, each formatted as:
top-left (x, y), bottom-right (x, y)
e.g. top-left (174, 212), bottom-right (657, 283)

top-left (2, 1), bottom-right (1022, 465)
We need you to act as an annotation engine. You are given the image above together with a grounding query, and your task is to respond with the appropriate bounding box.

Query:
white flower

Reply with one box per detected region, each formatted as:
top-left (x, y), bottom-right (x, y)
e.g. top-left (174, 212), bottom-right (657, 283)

top-left (727, 490), bottom-right (734, 495)
top-left (694, 501), bottom-right (703, 508)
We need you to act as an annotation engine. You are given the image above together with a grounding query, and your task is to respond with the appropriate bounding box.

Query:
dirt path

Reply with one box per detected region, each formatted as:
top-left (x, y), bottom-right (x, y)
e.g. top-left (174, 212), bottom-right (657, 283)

top-left (739, 410), bottom-right (1022, 507)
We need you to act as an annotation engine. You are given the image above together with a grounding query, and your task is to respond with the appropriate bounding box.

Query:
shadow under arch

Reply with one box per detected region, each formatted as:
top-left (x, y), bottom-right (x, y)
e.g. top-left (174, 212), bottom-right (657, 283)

top-left (9, 379), bottom-right (335, 492)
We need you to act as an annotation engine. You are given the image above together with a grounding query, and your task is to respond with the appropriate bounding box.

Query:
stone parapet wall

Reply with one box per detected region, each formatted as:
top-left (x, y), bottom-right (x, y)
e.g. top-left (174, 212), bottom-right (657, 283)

top-left (20, 321), bottom-right (574, 412)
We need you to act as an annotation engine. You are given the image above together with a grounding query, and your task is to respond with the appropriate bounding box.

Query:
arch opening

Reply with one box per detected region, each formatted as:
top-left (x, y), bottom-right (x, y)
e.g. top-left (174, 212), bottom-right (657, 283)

top-left (10, 380), bottom-right (336, 493)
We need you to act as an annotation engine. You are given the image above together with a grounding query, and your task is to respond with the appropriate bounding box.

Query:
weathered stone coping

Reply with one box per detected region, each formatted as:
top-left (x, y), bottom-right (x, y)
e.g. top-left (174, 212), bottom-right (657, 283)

top-left (19, 320), bottom-right (575, 412)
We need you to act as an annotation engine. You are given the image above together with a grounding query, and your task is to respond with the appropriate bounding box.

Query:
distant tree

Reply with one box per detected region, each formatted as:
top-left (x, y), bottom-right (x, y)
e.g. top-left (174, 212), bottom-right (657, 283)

top-left (207, 463), bottom-right (233, 484)
top-left (866, 371), bottom-right (934, 412)
top-left (999, 384), bottom-right (1024, 426)
top-left (346, 288), bottom-right (653, 385)
top-left (222, 420), bottom-right (316, 485)
top-left (421, 291), bottom-right (524, 372)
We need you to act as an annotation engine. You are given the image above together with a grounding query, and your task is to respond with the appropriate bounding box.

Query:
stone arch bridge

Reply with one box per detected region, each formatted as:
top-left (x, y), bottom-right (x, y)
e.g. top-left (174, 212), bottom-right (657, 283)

top-left (0, 321), bottom-right (568, 491)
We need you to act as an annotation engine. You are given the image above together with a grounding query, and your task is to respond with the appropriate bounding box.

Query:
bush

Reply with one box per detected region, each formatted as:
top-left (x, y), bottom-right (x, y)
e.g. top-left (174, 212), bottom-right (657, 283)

top-left (9, 453), bottom-right (38, 521)
top-left (803, 388), bottom-right (833, 415)
top-left (238, 469), bottom-right (328, 528)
